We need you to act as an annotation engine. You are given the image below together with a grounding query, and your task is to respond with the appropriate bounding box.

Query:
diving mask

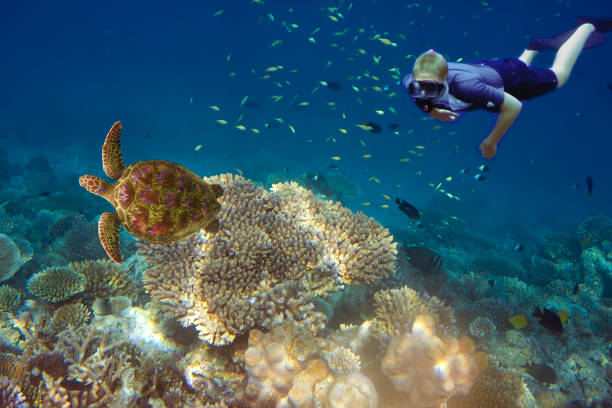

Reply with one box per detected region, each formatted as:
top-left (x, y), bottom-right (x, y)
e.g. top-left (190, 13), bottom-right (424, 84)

top-left (407, 79), bottom-right (444, 98)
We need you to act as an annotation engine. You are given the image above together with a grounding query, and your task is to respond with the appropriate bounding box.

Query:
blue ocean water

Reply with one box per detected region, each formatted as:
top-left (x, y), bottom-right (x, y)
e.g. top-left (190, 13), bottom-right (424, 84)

top-left (1, 0), bottom-right (610, 233)
top-left (1, 0), bottom-right (612, 406)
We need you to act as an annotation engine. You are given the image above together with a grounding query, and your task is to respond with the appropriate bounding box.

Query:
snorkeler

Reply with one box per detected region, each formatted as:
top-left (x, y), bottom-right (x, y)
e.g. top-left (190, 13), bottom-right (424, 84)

top-left (402, 17), bottom-right (612, 159)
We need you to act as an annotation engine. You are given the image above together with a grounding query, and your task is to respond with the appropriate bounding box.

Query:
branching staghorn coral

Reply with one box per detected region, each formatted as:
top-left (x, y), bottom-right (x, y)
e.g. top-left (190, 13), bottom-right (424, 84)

top-left (49, 303), bottom-right (92, 333)
top-left (69, 259), bottom-right (139, 301)
top-left (140, 174), bottom-right (396, 345)
top-left (0, 377), bottom-right (28, 408)
top-left (0, 285), bottom-right (23, 313)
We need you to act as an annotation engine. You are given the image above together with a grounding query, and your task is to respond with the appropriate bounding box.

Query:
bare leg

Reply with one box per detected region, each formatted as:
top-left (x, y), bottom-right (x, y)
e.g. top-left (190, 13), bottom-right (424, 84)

top-left (519, 49), bottom-right (538, 65)
top-left (551, 23), bottom-right (596, 87)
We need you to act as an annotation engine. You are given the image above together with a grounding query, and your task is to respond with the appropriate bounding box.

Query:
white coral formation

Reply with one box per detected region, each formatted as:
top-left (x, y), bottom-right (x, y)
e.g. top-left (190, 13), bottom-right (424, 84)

top-left (381, 314), bottom-right (486, 408)
top-left (141, 174), bottom-right (397, 345)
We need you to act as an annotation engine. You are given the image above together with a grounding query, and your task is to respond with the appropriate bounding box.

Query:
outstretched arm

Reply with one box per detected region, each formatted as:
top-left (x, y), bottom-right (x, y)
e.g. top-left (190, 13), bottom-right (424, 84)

top-left (479, 92), bottom-right (522, 158)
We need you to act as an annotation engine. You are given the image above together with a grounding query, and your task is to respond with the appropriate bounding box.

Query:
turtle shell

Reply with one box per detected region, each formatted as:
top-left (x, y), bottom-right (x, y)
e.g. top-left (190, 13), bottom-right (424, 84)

top-left (112, 160), bottom-right (222, 243)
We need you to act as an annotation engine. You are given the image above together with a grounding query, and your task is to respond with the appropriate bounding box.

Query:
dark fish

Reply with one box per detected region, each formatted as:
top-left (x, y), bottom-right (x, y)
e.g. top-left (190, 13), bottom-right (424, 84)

top-left (533, 307), bottom-right (563, 336)
top-left (478, 164), bottom-right (490, 172)
top-left (474, 174), bottom-right (486, 181)
top-left (244, 102), bottom-right (260, 108)
top-left (488, 279), bottom-right (495, 287)
top-left (395, 197), bottom-right (420, 219)
top-left (416, 222), bottom-right (424, 229)
top-left (365, 121), bottom-right (382, 134)
top-left (524, 363), bottom-right (557, 384)
top-left (514, 244), bottom-right (525, 252)
top-left (573, 283), bottom-right (579, 295)
top-left (403, 246), bottom-right (443, 273)
top-left (322, 80), bottom-right (342, 90)
top-left (586, 176), bottom-right (593, 195)
top-left (284, 167), bottom-right (290, 173)
top-left (38, 191), bottom-right (52, 197)
top-left (388, 123), bottom-right (400, 130)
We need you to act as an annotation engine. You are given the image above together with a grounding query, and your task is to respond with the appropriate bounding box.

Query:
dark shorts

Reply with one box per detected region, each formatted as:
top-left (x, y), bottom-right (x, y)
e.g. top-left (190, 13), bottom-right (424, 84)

top-left (481, 58), bottom-right (558, 100)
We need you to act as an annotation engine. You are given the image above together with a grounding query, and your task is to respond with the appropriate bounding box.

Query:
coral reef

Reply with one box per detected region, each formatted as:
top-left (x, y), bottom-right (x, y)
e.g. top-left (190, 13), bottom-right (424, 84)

top-left (69, 259), bottom-right (139, 301)
top-left (61, 216), bottom-right (107, 262)
top-left (49, 303), bottom-right (92, 332)
top-left (538, 232), bottom-right (580, 262)
top-left (577, 215), bottom-right (612, 246)
top-left (325, 346), bottom-right (361, 377)
top-left (26, 266), bottom-right (86, 302)
top-left (0, 233), bottom-right (28, 282)
top-left (0, 377), bottom-right (28, 408)
top-left (381, 314), bottom-right (487, 407)
top-left (140, 174), bottom-right (396, 345)
top-left (471, 254), bottom-right (527, 280)
top-left (468, 316), bottom-right (496, 339)
top-left (372, 286), bottom-right (456, 342)
top-left (447, 365), bottom-right (536, 408)
top-left (0, 285), bottom-right (23, 313)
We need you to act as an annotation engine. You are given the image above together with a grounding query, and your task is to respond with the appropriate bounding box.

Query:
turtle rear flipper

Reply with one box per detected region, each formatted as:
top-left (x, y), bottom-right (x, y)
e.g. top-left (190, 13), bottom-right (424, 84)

top-left (99, 212), bottom-right (123, 263)
top-left (102, 121), bottom-right (127, 179)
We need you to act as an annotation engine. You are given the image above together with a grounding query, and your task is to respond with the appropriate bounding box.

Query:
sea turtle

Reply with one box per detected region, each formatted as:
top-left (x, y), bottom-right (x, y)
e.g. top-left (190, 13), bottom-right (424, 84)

top-left (79, 121), bottom-right (223, 263)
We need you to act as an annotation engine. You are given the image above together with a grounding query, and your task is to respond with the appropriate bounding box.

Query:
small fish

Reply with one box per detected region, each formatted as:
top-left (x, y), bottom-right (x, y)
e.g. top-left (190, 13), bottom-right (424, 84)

top-left (321, 80), bottom-right (342, 90)
top-left (508, 314), bottom-right (528, 329)
top-left (586, 176), bottom-right (593, 195)
top-left (364, 121), bottom-right (382, 134)
top-left (250, 128), bottom-right (260, 134)
top-left (383, 194), bottom-right (391, 200)
top-left (381, 204), bottom-right (389, 208)
top-left (395, 197), bottom-right (420, 219)
top-left (288, 124), bottom-right (296, 134)
top-left (361, 154), bottom-right (372, 159)
top-left (474, 174), bottom-right (486, 181)
top-left (216, 119), bottom-right (228, 125)
top-left (361, 202), bottom-right (371, 206)
top-left (338, 128), bottom-right (348, 134)
top-left (209, 105), bottom-right (220, 111)
top-left (194, 144), bottom-right (203, 151)
top-left (524, 363), bottom-right (557, 385)
top-left (330, 156), bottom-right (341, 161)
top-left (397, 158), bottom-right (410, 162)
top-left (532, 307), bottom-right (564, 336)
top-left (375, 110), bottom-right (384, 115)
top-left (459, 168), bottom-right (469, 174)
top-left (356, 124), bottom-right (372, 131)
top-left (445, 176), bottom-right (452, 182)
top-left (478, 164), bottom-right (490, 172)
top-left (402, 246), bottom-right (443, 273)
top-left (235, 125), bottom-right (246, 131)
top-left (212, 9), bottom-right (224, 17)
top-left (514, 244), bottom-right (525, 252)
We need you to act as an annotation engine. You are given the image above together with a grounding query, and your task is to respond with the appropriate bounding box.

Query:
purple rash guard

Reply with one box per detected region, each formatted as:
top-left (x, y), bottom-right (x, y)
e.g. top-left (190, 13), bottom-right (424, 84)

top-left (403, 62), bottom-right (505, 113)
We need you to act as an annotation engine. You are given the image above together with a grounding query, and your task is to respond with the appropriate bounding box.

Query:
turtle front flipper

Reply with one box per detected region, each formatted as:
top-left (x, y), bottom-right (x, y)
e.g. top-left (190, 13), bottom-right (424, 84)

top-left (102, 121), bottom-right (127, 180)
top-left (79, 175), bottom-right (113, 202)
top-left (99, 212), bottom-right (123, 263)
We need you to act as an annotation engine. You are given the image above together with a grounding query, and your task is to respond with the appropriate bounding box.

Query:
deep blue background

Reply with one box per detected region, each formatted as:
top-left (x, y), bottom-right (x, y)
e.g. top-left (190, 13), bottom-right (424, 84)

top-left (1, 0), bottom-right (611, 236)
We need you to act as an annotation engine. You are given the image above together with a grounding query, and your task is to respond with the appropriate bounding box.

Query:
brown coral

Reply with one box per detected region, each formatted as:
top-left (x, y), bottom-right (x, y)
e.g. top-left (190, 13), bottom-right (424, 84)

top-left (50, 303), bottom-right (92, 333)
top-left (447, 365), bottom-right (535, 408)
top-left (373, 286), bottom-right (456, 342)
top-left (0, 285), bottom-right (23, 313)
top-left (0, 233), bottom-right (27, 282)
top-left (140, 174), bottom-right (397, 345)
top-left (26, 266), bottom-right (86, 303)
top-left (0, 377), bottom-right (29, 408)
top-left (69, 259), bottom-right (138, 301)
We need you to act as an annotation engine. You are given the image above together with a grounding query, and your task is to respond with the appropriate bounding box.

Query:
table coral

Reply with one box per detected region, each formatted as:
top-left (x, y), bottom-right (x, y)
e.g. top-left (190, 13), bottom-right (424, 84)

top-left (69, 259), bottom-right (139, 301)
top-left (140, 174), bottom-right (397, 345)
top-left (26, 266), bottom-right (86, 303)
top-left (381, 314), bottom-right (487, 408)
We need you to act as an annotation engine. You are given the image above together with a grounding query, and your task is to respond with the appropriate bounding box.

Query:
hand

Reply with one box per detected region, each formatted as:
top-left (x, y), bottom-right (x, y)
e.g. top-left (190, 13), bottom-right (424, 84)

top-left (479, 138), bottom-right (497, 159)
top-left (430, 108), bottom-right (459, 122)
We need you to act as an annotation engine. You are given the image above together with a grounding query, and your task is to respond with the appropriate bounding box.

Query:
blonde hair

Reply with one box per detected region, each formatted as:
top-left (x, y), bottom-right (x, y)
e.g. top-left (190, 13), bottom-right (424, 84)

top-left (412, 50), bottom-right (448, 80)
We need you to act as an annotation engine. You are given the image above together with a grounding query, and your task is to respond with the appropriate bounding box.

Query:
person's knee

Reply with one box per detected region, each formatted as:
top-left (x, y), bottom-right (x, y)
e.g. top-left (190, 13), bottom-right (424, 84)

top-left (552, 68), bottom-right (569, 87)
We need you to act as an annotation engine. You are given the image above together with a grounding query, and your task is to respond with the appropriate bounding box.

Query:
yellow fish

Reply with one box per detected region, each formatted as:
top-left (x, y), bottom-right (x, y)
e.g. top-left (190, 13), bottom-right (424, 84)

top-left (361, 202), bottom-right (371, 206)
top-left (338, 128), bottom-right (347, 134)
top-left (557, 310), bottom-right (569, 325)
top-left (288, 124), bottom-right (296, 134)
top-left (330, 156), bottom-right (341, 161)
top-left (383, 194), bottom-right (391, 200)
top-left (328, 15), bottom-right (338, 22)
top-left (362, 154), bottom-right (372, 159)
top-left (378, 38), bottom-right (393, 45)
top-left (209, 105), bottom-right (220, 111)
top-left (235, 125), bottom-right (246, 131)
top-left (397, 158), bottom-right (410, 162)
top-left (308, 37), bottom-right (316, 44)
top-left (508, 314), bottom-right (528, 329)
top-left (356, 124), bottom-right (372, 131)
top-left (251, 128), bottom-right (260, 134)
top-left (216, 119), bottom-right (228, 125)
top-left (194, 144), bottom-right (203, 151)
top-left (265, 66), bottom-right (279, 72)
top-left (415, 145), bottom-right (426, 150)
top-left (359, 140), bottom-right (366, 147)
top-left (371, 86), bottom-right (383, 92)
top-left (445, 176), bottom-right (453, 181)
top-left (297, 101), bottom-right (310, 106)
top-left (381, 204), bottom-right (390, 208)
top-left (375, 110), bottom-right (384, 115)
